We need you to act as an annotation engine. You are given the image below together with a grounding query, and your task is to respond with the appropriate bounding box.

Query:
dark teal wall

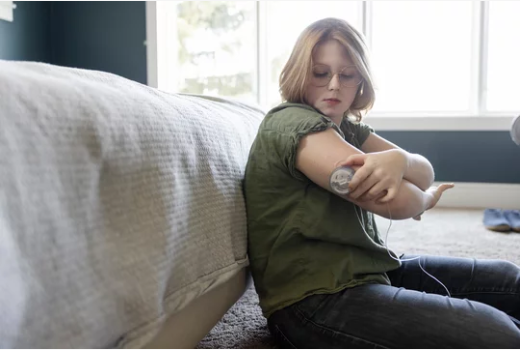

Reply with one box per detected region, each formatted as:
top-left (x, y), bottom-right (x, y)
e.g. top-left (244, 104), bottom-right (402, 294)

top-left (378, 131), bottom-right (520, 184)
top-left (0, 1), bottom-right (51, 62)
top-left (0, 1), bottom-right (146, 84)
top-left (50, 1), bottom-right (147, 85)
top-left (1, 2), bottom-right (518, 184)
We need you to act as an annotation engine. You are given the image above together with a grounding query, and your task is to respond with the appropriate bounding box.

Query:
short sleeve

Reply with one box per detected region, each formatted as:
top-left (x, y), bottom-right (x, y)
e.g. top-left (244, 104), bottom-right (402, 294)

top-left (340, 119), bottom-right (374, 149)
top-left (259, 106), bottom-right (343, 181)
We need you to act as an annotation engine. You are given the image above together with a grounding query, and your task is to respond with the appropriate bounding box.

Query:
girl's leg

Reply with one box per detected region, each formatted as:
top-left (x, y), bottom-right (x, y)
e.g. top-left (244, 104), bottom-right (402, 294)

top-left (387, 255), bottom-right (520, 322)
top-left (268, 282), bottom-right (520, 348)
top-left (268, 256), bottom-right (520, 348)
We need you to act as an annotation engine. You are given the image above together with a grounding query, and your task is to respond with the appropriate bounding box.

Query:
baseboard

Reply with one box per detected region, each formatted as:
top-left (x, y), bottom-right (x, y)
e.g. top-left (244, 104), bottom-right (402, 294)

top-left (435, 182), bottom-right (520, 209)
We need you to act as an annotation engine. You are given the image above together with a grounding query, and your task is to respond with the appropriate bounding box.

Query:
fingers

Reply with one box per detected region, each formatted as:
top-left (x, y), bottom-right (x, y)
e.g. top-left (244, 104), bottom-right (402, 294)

top-left (348, 174), bottom-right (377, 200)
top-left (359, 181), bottom-right (388, 202)
top-left (377, 186), bottom-right (398, 203)
top-left (438, 183), bottom-right (455, 192)
top-left (347, 166), bottom-right (372, 193)
top-left (339, 154), bottom-right (367, 168)
top-left (434, 183), bottom-right (455, 201)
top-left (428, 183), bottom-right (456, 210)
top-left (415, 211), bottom-right (424, 220)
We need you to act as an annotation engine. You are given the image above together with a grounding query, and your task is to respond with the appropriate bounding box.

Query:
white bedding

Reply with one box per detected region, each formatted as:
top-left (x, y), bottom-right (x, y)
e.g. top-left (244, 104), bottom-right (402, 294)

top-left (0, 60), bottom-right (264, 348)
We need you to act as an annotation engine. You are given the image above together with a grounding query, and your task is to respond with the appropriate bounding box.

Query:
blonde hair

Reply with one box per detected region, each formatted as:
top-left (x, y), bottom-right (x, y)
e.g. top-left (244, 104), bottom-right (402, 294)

top-left (279, 18), bottom-right (375, 122)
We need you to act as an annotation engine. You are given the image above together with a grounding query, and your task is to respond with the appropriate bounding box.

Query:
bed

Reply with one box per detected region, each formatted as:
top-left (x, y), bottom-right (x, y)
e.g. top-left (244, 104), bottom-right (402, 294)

top-left (0, 60), bottom-right (263, 348)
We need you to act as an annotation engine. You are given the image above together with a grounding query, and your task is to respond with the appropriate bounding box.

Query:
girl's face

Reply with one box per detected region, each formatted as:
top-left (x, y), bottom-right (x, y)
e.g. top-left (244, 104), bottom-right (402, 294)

top-left (304, 40), bottom-right (362, 125)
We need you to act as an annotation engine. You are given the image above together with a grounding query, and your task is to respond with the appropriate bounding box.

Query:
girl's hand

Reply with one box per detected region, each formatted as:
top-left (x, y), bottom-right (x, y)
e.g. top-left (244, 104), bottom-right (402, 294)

top-left (340, 149), bottom-right (408, 203)
top-left (413, 183), bottom-right (455, 221)
top-left (425, 183), bottom-right (455, 210)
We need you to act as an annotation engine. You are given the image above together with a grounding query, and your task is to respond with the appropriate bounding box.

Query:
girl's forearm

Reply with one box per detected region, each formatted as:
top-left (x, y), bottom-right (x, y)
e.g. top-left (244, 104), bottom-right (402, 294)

top-left (348, 179), bottom-right (433, 220)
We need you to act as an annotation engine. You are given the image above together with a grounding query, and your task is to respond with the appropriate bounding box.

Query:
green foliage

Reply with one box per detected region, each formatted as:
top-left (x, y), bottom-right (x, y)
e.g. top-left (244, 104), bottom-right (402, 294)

top-left (176, 1), bottom-right (252, 96)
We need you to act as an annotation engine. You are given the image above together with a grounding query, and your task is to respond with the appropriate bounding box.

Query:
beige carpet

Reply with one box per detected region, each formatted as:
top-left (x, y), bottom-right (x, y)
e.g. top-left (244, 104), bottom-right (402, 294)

top-left (197, 208), bottom-right (520, 349)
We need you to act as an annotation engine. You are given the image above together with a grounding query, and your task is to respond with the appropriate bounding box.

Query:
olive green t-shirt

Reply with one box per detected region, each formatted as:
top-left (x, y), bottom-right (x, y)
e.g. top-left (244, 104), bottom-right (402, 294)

top-left (244, 102), bottom-right (401, 318)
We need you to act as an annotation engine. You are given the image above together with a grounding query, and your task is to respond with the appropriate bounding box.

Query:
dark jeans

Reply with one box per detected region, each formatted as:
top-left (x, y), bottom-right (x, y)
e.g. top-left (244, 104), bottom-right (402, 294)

top-left (268, 255), bottom-right (520, 348)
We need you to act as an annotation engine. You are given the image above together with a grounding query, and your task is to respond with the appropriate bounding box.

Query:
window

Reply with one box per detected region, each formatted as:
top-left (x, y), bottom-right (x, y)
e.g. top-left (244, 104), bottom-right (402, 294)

top-left (486, 1), bottom-right (520, 112)
top-left (371, 1), bottom-right (472, 113)
top-left (0, 1), bottom-right (15, 22)
top-left (175, 1), bottom-right (256, 103)
top-left (150, 1), bottom-right (519, 129)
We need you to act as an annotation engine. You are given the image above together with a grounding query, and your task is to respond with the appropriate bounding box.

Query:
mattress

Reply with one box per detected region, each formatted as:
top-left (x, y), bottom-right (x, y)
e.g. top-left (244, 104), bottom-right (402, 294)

top-left (143, 267), bottom-right (251, 348)
top-left (0, 60), bottom-right (264, 348)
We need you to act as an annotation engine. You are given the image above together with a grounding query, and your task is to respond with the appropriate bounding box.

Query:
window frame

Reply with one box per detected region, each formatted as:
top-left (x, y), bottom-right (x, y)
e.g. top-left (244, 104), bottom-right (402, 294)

top-left (146, 1), bottom-right (516, 131)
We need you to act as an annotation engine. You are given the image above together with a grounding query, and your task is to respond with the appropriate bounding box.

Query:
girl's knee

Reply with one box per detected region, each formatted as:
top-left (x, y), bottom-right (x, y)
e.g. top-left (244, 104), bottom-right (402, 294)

top-left (490, 259), bottom-right (520, 277)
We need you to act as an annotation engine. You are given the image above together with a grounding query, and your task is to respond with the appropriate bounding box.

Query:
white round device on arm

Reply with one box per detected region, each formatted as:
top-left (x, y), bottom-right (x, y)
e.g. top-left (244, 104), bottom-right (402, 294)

top-left (329, 166), bottom-right (355, 195)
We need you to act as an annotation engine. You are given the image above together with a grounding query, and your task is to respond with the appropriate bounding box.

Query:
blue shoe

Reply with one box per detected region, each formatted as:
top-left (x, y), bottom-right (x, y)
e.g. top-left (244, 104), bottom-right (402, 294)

top-left (483, 209), bottom-right (511, 232)
top-left (504, 210), bottom-right (520, 233)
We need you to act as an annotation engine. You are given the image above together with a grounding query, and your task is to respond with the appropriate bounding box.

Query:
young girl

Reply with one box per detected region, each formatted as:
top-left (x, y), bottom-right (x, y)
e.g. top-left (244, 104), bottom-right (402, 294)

top-left (244, 18), bottom-right (520, 348)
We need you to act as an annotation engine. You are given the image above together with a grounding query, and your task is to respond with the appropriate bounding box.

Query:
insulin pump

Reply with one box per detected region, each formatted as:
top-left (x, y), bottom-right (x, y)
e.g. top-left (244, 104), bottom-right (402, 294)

top-left (329, 166), bottom-right (355, 195)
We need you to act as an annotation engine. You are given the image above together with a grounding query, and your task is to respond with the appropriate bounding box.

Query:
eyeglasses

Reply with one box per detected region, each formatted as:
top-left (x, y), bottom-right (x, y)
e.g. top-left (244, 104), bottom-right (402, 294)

top-left (310, 64), bottom-right (363, 88)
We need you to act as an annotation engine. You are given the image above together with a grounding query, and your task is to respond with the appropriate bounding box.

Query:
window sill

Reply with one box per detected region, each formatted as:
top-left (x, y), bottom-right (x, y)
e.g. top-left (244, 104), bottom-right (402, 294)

top-left (363, 115), bottom-right (515, 131)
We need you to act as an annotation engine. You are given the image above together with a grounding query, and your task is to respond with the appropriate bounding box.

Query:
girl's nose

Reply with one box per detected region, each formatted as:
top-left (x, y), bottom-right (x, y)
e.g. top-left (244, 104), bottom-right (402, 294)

top-left (328, 73), bottom-right (341, 90)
